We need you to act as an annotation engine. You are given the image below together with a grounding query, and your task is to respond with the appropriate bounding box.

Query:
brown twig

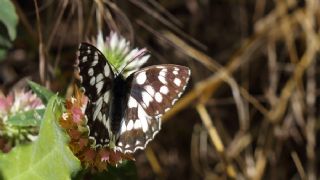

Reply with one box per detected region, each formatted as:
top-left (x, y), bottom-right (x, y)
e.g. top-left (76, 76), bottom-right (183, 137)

top-left (33, 0), bottom-right (47, 87)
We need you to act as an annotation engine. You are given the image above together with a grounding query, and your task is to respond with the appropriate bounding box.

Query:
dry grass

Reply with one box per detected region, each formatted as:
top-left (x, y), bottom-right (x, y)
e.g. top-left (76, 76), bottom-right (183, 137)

top-left (1, 0), bottom-right (320, 179)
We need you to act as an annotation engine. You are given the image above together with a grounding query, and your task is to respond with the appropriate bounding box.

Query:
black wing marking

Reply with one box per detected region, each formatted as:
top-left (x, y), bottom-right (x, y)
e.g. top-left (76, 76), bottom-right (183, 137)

top-left (76, 42), bottom-right (114, 146)
top-left (116, 64), bottom-right (191, 153)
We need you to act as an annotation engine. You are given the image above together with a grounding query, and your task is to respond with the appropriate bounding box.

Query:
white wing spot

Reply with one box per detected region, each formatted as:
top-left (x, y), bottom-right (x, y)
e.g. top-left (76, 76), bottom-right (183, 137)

top-left (173, 70), bottom-right (179, 75)
top-left (120, 121), bottom-right (126, 134)
top-left (96, 73), bottom-right (104, 83)
top-left (93, 97), bottom-right (103, 120)
top-left (160, 86), bottom-right (169, 95)
top-left (125, 144), bottom-right (131, 148)
top-left (128, 96), bottom-right (138, 108)
top-left (90, 76), bottom-right (95, 86)
top-left (135, 140), bottom-right (141, 145)
top-left (118, 142), bottom-right (123, 146)
top-left (174, 78), bottom-right (181, 86)
top-left (104, 65), bottom-right (110, 77)
top-left (126, 120), bottom-right (134, 131)
top-left (155, 92), bottom-right (163, 103)
top-left (103, 91), bottom-right (110, 103)
top-left (159, 69), bottom-right (167, 77)
top-left (138, 106), bottom-right (149, 132)
top-left (102, 114), bottom-right (106, 122)
top-left (98, 112), bottom-right (102, 121)
top-left (88, 68), bottom-right (94, 76)
top-left (92, 60), bottom-right (98, 66)
top-left (96, 81), bottom-right (104, 94)
top-left (145, 85), bottom-right (155, 96)
top-left (134, 120), bottom-right (142, 129)
top-left (158, 76), bottom-right (167, 84)
top-left (141, 118), bottom-right (149, 133)
top-left (82, 56), bottom-right (88, 62)
top-left (136, 72), bottom-right (147, 85)
top-left (142, 91), bottom-right (153, 106)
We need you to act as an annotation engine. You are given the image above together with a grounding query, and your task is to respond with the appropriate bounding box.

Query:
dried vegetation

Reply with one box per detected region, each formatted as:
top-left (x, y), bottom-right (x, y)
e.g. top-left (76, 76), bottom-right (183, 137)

top-left (1, 0), bottom-right (320, 179)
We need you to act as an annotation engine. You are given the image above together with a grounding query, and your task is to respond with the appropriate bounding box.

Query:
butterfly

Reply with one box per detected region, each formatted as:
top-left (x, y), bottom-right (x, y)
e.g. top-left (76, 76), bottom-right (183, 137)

top-left (76, 42), bottom-right (191, 153)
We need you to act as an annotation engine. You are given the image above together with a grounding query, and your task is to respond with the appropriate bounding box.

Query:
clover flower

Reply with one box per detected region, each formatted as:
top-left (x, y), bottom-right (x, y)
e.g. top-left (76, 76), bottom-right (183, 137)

top-left (95, 31), bottom-right (150, 77)
top-left (0, 90), bottom-right (44, 152)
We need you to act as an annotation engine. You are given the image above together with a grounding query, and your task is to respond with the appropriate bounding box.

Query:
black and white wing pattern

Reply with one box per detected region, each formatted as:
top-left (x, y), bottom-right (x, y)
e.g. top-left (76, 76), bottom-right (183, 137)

top-left (116, 65), bottom-right (191, 153)
top-left (76, 42), bottom-right (114, 146)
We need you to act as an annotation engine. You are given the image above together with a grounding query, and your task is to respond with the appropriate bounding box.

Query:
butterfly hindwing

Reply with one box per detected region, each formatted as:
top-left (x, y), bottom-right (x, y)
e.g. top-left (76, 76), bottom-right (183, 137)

top-left (130, 65), bottom-right (191, 116)
top-left (116, 65), bottom-right (191, 153)
top-left (77, 43), bottom-right (114, 146)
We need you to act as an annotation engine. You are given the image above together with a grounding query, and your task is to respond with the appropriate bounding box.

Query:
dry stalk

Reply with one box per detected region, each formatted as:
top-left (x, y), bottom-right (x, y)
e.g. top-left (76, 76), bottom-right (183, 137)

top-left (267, 10), bottom-right (319, 123)
top-left (46, 1), bottom-right (68, 50)
top-left (33, 0), bottom-right (48, 87)
top-left (291, 151), bottom-right (306, 180)
top-left (160, 32), bottom-right (252, 130)
top-left (196, 104), bottom-right (224, 153)
top-left (195, 104), bottom-right (237, 178)
top-left (252, 150), bottom-right (267, 180)
top-left (145, 147), bottom-right (163, 177)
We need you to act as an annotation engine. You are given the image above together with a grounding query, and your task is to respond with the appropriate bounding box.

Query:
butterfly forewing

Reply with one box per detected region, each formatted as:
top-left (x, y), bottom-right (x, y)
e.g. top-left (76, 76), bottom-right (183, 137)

top-left (116, 65), bottom-right (191, 153)
top-left (77, 43), bottom-right (114, 146)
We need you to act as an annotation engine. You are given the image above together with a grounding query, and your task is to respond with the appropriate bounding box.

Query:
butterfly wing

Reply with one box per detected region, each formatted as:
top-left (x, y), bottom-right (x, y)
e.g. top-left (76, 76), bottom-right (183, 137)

top-left (116, 64), bottom-right (191, 153)
top-left (76, 42), bottom-right (114, 146)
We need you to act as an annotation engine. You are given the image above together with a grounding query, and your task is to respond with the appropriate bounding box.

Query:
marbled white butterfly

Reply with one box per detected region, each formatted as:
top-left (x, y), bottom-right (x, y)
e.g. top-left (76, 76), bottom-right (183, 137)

top-left (76, 42), bottom-right (191, 153)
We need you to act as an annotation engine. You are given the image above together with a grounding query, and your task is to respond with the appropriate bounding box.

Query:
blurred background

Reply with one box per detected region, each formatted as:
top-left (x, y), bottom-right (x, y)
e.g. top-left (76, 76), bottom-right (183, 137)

top-left (1, 0), bottom-right (320, 179)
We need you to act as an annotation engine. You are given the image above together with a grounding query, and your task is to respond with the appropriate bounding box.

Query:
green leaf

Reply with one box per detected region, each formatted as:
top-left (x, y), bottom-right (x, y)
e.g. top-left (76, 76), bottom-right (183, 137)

top-left (0, 33), bottom-right (12, 48)
top-left (7, 109), bottom-right (45, 127)
top-left (0, 0), bottom-right (18, 61)
top-left (28, 81), bottom-right (55, 104)
top-left (0, 96), bottom-right (81, 180)
top-left (0, 0), bottom-right (18, 41)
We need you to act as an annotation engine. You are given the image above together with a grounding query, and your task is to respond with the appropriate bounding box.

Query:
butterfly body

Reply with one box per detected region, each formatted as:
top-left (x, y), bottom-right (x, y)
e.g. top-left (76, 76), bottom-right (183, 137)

top-left (108, 74), bottom-right (131, 137)
top-left (77, 42), bottom-right (191, 153)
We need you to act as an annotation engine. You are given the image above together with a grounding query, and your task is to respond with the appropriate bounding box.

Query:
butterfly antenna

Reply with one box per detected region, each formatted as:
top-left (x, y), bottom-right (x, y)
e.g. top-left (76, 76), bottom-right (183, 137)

top-left (119, 48), bottom-right (149, 75)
